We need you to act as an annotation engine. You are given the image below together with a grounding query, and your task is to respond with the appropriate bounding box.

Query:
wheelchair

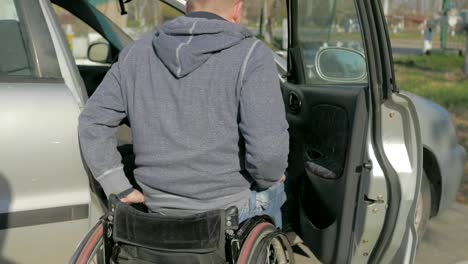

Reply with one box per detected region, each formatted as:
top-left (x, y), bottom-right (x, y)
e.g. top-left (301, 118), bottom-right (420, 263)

top-left (70, 195), bottom-right (294, 264)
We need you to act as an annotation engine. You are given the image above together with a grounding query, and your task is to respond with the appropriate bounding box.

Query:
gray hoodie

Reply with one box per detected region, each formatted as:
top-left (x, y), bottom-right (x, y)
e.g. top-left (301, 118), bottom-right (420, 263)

top-left (78, 13), bottom-right (289, 213)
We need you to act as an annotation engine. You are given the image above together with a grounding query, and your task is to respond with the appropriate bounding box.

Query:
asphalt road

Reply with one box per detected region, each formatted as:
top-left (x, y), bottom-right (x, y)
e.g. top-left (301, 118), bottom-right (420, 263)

top-left (416, 203), bottom-right (468, 264)
top-left (292, 203), bottom-right (468, 263)
top-left (392, 46), bottom-right (422, 56)
top-left (391, 39), bottom-right (424, 56)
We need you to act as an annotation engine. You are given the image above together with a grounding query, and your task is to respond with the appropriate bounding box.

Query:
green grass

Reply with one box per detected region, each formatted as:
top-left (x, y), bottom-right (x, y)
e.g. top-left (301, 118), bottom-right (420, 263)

top-left (394, 54), bottom-right (468, 109)
top-left (395, 53), bottom-right (464, 72)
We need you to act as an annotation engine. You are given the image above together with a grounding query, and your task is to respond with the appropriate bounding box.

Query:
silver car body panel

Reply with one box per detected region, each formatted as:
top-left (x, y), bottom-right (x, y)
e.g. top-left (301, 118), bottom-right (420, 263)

top-left (405, 92), bottom-right (466, 214)
top-left (0, 83), bottom-right (90, 262)
top-left (0, 219), bottom-right (89, 263)
top-left (378, 93), bottom-right (422, 263)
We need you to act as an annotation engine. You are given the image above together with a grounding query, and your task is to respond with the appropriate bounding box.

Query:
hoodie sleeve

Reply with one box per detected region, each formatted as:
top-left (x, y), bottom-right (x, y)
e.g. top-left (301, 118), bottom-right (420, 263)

top-left (78, 60), bottom-right (133, 197)
top-left (239, 41), bottom-right (289, 190)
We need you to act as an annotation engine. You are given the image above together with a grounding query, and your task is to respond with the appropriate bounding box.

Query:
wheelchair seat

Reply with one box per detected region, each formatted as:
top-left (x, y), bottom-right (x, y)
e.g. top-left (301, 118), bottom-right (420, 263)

top-left (70, 196), bottom-right (295, 264)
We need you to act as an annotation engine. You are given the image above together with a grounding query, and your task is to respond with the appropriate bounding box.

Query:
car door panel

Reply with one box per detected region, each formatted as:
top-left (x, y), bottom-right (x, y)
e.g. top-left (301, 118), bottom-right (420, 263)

top-left (355, 0), bottom-right (422, 262)
top-left (283, 82), bottom-right (369, 263)
top-left (377, 94), bottom-right (422, 263)
top-left (0, 219), bottom-right (89, 263)
top-left (0, 83), bottom-right (91, 263)
top-left (288, 0), bottom-right (421, 263)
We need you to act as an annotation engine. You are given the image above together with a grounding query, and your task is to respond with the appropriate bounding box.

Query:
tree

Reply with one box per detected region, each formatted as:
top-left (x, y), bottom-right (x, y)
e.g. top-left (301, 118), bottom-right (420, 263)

top-left (128, 0), bottom-right (148, 27)
top-left (452, 0), bottom-right (468, 9)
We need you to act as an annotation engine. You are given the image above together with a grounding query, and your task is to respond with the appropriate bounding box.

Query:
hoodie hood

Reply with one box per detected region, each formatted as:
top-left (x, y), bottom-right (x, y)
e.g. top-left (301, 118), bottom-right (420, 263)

top-left (153, 16), bottom-right (253, 78)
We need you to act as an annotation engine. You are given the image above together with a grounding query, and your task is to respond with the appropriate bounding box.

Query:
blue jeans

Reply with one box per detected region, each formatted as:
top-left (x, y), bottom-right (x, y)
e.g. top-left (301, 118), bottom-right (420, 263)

top-left (238, 182), bottom-right (287, 229)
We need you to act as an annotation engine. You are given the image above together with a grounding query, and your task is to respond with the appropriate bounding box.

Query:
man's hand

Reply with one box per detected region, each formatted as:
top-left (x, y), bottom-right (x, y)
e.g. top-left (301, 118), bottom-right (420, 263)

top-left (120, 189), bottom-right (145, 204)
top-left (278, 175), bottom-right (286, 183)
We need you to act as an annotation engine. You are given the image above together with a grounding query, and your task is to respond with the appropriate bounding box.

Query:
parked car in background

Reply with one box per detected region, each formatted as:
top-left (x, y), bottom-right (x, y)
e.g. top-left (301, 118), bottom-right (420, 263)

top-left (0, 0), bottom-right (465, 263)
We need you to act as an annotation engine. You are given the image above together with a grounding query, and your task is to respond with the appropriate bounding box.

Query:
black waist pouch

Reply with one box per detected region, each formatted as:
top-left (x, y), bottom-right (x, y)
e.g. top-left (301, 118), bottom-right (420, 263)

top-left (111, 201), bottom-right (234, 264)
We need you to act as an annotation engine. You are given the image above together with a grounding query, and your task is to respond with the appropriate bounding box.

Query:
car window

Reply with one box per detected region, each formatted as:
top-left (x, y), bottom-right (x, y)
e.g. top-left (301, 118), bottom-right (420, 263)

top-left (86, 0), bottom-right (183, 40)
top-left (52, 4), bottom-right (110, 66)
top-left (0, 0), bottom-right (34, 77)
top-left (297, 0), bottom-right (368, 84)
top-left (242, 0), bottom-right (288, 57)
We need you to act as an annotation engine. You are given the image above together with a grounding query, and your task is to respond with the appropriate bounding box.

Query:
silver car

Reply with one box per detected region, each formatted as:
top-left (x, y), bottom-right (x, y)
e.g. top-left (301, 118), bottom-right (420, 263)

top-left (0, 0), bottom-right (465, 263)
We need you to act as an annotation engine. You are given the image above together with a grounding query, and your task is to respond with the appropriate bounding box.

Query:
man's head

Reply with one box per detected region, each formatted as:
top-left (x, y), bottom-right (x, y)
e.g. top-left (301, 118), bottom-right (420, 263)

top-left (186, 0), bottom-right (244, 24)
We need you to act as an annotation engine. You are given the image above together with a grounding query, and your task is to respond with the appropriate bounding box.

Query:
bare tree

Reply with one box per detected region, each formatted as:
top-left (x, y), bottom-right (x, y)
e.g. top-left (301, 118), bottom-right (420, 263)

top-left (452, 0), bottom-right (468, 9)
top-left (128, 0), bottom-right (148, 27)
top-left (416, 0), bottom-right (422, 13)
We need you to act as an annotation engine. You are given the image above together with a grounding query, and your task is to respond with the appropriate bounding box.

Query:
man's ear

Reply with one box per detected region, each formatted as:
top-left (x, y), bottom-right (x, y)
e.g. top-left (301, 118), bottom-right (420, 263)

top-left (232, 1), bottom-right (244, 24)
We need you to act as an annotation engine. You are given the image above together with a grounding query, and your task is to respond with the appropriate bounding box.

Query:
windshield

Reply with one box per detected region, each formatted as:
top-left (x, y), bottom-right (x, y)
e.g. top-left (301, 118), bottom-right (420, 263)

top-left (86, 0), bottom-right (183, 40)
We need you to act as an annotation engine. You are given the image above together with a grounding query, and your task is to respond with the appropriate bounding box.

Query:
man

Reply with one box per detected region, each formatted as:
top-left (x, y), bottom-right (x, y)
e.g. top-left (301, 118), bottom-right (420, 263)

top-left (78, 0), bottom-right (289, 226)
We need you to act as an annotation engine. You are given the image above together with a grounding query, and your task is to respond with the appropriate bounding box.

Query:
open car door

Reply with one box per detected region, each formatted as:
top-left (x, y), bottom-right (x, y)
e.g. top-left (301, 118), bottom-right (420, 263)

top-left (283, 0), bottom-right (422, 263)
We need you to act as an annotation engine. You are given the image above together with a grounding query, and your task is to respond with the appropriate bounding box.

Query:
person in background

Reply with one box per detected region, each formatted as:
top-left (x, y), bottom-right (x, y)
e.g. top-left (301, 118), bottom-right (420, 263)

top-left (423, 25), bottom-right (433, 55)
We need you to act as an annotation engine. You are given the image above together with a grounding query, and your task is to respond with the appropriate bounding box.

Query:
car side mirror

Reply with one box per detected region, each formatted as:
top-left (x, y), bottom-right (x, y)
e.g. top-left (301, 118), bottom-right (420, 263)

top-left (315, 47), bottom-right (367, 83)
top-left (87, 42), bottom-right (110, 64)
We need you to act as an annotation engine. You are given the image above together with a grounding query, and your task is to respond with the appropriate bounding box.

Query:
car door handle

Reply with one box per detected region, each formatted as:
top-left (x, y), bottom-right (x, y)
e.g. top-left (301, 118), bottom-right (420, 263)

top-left (288, 92), bottom-right (301, 114)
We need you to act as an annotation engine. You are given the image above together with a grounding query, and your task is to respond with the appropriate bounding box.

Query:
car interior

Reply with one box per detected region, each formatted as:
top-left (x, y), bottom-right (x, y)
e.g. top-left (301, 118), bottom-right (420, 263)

top-left (51, 0), bottom-right (372, 262)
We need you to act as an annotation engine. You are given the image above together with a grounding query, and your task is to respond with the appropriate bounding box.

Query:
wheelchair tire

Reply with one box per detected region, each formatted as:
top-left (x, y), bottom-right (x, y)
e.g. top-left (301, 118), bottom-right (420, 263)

top-left (237, 222), bottom-right (294, 264)
top-left (252, 232), bottom-right (294, 264)
top-left (70, 220), bottom-right (107, 264)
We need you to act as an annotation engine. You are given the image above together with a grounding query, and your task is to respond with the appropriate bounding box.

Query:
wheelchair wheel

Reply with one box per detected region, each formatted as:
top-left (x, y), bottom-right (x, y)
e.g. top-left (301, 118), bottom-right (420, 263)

top-left (237, 222), bottom-right (294, 264)
top-left (70, 220), bottom-right (107, 264)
